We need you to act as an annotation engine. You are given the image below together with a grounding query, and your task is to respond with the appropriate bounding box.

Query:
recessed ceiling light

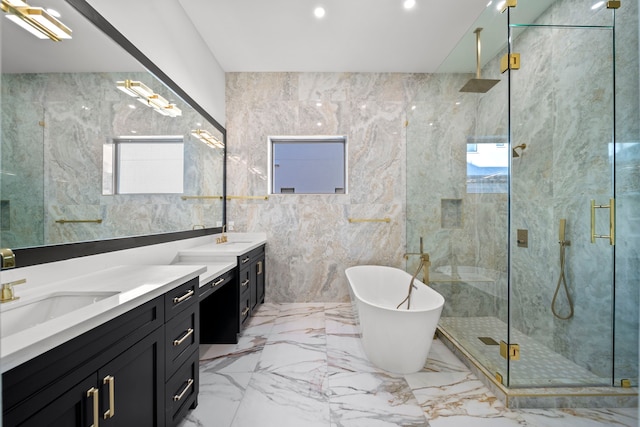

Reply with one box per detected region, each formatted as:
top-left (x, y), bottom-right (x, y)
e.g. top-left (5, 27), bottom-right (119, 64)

top-left (317, 122), bottom-right (323, 127)
top-left (314, 6), bottom-right (325, 18)
top-left (403, 0), bottom-right (416, 9)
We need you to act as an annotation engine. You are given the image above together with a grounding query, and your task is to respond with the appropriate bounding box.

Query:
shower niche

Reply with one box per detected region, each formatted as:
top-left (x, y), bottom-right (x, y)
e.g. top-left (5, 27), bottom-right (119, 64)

top-left (405, 0), bottom-right (638, 407)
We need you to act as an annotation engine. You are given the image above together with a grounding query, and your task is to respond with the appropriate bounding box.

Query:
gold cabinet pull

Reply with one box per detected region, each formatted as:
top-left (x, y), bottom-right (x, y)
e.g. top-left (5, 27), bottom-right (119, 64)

top-left (212, 277), bottom-right (225, 287)
top-left (590, 198), bottom-right (615, 245)
top-left (102, 375), bottom-right (115, 419)
top-left (87, 387), bottom-right (99, 427)
top-left (242, 307), bottom-right (250, 316)
top-left (173, 378), bottom-right (194, 402)
top-left (173, 328), bottom-right (194, 346)
top-left (173, 289), bottom-right (194, 304)
top-left (241, 279), bottom-right (249, 287)
top-left (257, 261), bottom-right (263, 275)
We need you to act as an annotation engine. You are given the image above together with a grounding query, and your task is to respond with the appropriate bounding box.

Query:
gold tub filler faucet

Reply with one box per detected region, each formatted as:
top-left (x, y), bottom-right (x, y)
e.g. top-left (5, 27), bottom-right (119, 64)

top-left (399, 237), bottom-right (431, 309)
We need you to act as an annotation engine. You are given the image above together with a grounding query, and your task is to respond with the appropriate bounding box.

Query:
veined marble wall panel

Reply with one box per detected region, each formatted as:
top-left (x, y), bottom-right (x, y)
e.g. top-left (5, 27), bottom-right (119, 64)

top-left (226, 73), bottom-right (413, 302)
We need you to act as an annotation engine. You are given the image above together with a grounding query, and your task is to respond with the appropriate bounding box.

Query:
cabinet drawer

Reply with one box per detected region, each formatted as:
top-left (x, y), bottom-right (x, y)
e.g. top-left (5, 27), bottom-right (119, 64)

top-left (200, 270), bottom-right (233, 300)
top-left (166, 306), bottom-right (199, 377)
top-left (165, 351), bottom-right (199, 427)
top-left (165, 277), bottom-right (198, 321)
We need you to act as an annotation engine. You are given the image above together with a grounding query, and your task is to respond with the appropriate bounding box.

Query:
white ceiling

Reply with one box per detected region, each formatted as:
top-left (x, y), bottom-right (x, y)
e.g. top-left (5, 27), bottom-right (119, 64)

top-left (178, 0), bottom-right (491, 73)
top-left (2, 0), bottom-right (558, 75)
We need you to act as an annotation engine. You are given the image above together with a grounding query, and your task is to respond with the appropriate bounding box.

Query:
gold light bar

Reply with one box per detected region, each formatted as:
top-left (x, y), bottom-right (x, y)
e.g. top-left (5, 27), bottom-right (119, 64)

top-left (191, 129), bottom-right (224, 148)
top-left (1, 0), bottom-right (71, 41)
top-left (116, 79), bottom-right (182, 117)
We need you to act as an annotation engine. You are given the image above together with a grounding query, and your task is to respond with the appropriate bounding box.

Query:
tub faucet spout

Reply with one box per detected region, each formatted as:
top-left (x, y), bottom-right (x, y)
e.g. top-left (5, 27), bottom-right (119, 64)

top-left (403, 237), bottom-right (431, 283)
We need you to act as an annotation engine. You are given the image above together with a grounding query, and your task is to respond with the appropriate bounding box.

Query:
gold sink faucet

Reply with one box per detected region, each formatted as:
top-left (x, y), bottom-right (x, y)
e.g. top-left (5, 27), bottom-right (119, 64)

top-left (1, 278), bottom-right (26, 303)
top-left (216, 224), bottom-right (228, 244)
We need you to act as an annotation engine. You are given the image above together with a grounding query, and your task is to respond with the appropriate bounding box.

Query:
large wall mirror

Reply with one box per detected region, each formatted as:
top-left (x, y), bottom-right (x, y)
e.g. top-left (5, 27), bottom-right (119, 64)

top-left (1, 0), bottom-right (226, 266)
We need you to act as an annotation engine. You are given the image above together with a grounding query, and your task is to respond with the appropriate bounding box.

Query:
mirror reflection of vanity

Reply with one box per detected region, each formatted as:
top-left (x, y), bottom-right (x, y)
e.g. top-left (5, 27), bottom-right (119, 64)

top-left (1, 0), bottom-right (226, 266)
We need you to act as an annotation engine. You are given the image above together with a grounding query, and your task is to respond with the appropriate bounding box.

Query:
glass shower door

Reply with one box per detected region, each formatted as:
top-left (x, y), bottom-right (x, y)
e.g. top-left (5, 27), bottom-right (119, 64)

top-left (507, 17), bottom-right (615, 387)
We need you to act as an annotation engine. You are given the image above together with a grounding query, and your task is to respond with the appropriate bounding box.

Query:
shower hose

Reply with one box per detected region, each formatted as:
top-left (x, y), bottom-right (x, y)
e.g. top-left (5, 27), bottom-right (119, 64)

top-left (551, 240), bottom-right (574, 320)
top-left (397, 258), bottom-right (424, 310)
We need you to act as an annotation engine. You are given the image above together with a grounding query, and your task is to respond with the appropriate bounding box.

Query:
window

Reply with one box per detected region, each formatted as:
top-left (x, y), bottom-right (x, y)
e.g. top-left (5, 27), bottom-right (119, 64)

top-left (466, 136), bottom-right (508, 194)
top-left (269, 136), bottom-right (347, 194)
top-left (103, 136), bottom-right (184, 195)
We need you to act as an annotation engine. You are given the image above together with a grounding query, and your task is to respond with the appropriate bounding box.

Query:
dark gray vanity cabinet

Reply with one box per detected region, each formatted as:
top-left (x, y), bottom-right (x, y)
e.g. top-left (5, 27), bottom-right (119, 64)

top-left (2, 277), bottom-right (200, 427)
top-left (239, 244), bottom-right (266, 331)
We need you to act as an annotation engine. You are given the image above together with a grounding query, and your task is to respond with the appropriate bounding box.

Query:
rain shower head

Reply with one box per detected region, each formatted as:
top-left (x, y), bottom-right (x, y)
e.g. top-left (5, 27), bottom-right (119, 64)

top-left (512, 143), bottom-right (527, 158)
top-left (460, 28), bottom-right (500, 93)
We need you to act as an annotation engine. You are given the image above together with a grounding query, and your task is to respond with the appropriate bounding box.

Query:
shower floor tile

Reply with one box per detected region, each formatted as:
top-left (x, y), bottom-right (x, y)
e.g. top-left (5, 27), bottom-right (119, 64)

top-left (177, 303), bottom-right (637, 427)
top-left (439, 316), bottom-right (606, 387)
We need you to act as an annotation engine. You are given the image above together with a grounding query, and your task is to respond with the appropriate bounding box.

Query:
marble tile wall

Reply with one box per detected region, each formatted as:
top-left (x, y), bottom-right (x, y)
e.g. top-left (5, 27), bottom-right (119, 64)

top-left (1, 72), bottom-right (224, 247)
top-left (225, 72), bottom-right (427, 302)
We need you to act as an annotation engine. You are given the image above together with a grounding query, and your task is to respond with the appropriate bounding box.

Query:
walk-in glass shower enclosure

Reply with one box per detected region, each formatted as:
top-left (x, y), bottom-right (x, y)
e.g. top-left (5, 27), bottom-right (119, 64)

top-left (406, 0), bottom-right (639, 391)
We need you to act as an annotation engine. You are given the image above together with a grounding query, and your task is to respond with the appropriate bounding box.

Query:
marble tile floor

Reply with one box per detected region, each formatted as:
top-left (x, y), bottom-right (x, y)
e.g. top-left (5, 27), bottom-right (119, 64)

top-left (438, 316), bottom-right (605, 387)
top-left (178, 303), bottom-right (638, 427)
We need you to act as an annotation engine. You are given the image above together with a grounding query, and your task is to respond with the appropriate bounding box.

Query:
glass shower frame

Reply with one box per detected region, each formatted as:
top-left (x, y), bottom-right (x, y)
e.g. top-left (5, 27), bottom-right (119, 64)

top-left (406, 0), bottom-right (639, 390)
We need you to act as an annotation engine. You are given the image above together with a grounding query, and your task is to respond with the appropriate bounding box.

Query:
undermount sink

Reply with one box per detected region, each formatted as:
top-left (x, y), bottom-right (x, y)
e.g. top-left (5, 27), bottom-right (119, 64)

top-left (1, 291), bottom-right (120, 338)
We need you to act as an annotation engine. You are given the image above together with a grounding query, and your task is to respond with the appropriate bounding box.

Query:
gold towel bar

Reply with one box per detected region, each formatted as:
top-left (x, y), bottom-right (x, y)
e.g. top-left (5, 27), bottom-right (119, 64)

top-left (55, 219), bottom-right (103, 224)
top-left (181, 195), bottom-right (269, 201)
top-left (348, 218), bottom-right (391, 223)
top-left (226, 195), bottom-right (269, 200)
top-left (181, 195), bottom-right (223, 200)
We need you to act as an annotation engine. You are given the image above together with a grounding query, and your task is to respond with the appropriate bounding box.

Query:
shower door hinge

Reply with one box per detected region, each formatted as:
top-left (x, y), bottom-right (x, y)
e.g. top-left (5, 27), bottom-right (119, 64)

top-left (500, 0), bottom-right (517, 13)
top-left (495, 372), bottom-right (504, 385)
top-left (500, 53), bottom-right (521, 74)
top-left (607, 1), bottom-right (621, 9)
top-left (500, 341), bottom-right (520, 360)
top-left (621, 379), bottom-right (632, 388)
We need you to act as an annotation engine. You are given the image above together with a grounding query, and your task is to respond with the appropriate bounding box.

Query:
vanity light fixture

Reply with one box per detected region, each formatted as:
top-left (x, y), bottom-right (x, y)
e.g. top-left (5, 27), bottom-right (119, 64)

top-left (116, 79), bottom-right (182, 117)
top-left (1, 0), bottom-right (71, 41)
top-left (191, 129), bottom-right (224, 149)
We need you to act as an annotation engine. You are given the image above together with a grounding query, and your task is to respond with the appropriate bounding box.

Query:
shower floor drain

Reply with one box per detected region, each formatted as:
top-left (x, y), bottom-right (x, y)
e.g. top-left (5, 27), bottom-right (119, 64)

top-left (478, 336), bottom-right (499, 345)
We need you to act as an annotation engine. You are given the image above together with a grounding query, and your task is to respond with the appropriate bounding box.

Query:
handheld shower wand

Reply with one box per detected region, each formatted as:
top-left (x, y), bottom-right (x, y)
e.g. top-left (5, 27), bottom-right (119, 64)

top-left (552, 219), bottom-right (574, 320)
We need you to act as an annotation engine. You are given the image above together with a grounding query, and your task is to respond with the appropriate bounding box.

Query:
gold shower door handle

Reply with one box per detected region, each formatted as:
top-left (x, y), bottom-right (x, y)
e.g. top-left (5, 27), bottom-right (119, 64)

top-left (590, 199), bottom-right (615, 245)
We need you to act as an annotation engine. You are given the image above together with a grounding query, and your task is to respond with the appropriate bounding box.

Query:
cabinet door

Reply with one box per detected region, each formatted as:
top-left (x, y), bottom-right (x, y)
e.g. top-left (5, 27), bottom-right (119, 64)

top-left (256, 254), bottom-right (265, 306)
top-left (16, 374), bottom-right (97, 427)
top-left (99, 327), bottom-right (164, 427)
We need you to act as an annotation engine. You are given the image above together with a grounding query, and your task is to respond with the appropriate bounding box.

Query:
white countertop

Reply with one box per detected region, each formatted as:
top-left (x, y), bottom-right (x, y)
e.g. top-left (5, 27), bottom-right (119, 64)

top-left (178, 232), bottom-right (267, 261)
top-left (171, 261), bottom-right (236, 286)
top-left (0, 232), bottom-right (267, 373)
top-left (0, 264), bottom-right (205, 373)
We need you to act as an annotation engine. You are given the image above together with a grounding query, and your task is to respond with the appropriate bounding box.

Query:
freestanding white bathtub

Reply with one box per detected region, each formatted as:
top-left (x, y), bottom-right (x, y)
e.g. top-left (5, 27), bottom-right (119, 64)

top-left (345, 265), bottom-right (445, 374)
